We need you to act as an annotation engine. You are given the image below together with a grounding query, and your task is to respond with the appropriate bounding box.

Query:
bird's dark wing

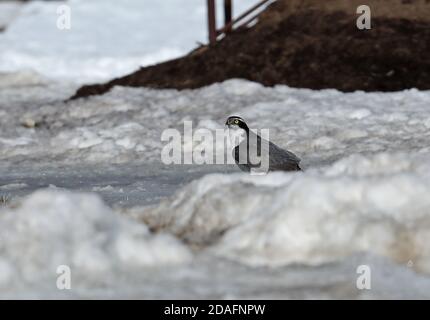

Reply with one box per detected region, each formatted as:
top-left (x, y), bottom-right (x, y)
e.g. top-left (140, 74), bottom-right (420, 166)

top-left (267, 140), bottom-right (301, 171)
top-left (233, 131), bottom-right (301, 172)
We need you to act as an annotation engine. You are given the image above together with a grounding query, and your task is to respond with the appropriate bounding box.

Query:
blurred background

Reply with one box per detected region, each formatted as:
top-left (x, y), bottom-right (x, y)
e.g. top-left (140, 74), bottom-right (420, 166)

top-left (0, 0), bottom-right (262, 83)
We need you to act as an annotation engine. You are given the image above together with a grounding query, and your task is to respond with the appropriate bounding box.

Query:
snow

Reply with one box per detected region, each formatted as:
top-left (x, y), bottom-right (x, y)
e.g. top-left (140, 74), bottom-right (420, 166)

top-left (2, 75), bottom-right (430, 169)
top-left (1, 72), bottom-right (430, 298)
top-left (0, 0), bottom-right (260, 84)
top-left (0, 1), bottom-right (23, 30)
top-left (1, 0), bottom-right (430, 300)
top-left (0, 190), bottom-right (191, 296)
top-left (135, 153), bottom-right (430, 272)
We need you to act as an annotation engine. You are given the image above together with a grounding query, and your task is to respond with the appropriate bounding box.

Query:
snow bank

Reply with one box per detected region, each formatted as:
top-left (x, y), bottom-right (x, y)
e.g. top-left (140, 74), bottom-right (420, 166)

top-left (2, 78), bottom-right (430, 168)
top-left (2, 156), bottom-right (430, 298)
top-left (0, 190), bottom-right (191, 289)
top-left (136, 152), bottom-right (430, 271)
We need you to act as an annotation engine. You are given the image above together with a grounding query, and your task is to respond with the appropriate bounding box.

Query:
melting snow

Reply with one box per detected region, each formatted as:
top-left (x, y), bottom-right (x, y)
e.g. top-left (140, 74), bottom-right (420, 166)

top-left (1, 72), bottom-right (430, 298)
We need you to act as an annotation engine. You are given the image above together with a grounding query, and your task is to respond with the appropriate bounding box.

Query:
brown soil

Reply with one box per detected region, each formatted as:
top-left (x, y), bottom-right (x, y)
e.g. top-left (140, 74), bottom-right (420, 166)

top-left (72, 0), bottom-right (430, 99)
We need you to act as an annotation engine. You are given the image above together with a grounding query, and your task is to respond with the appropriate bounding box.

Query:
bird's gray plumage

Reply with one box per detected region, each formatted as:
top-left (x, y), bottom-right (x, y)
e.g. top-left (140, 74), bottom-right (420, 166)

top-left (226, 116), bottom-right (301, 173)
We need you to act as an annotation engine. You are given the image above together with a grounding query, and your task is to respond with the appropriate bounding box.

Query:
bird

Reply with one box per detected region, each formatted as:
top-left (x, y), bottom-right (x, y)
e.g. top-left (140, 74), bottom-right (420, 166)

top-left (225, 116), bottom-right (301, 173)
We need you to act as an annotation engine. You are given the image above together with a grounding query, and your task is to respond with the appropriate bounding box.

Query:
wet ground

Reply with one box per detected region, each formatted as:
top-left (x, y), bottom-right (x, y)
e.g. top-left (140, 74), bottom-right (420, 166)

top-left (0, 163), bottom-right (237, 208)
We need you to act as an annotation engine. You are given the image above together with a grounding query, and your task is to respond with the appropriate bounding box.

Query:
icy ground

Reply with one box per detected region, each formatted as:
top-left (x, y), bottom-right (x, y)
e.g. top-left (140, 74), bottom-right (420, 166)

top-left (1, 71), bottom-right (430, 298)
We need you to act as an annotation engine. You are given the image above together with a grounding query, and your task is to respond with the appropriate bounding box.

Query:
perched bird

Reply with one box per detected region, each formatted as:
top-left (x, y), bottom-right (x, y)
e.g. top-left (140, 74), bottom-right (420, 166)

top-left (225, 116), bottom-right (301, 173)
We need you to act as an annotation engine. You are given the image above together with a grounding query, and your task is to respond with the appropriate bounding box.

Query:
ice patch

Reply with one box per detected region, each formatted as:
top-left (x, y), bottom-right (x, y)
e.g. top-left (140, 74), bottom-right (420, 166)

top-left (92, 185), bottom-right (115, 192)
top-left (348, 108), bottom-right (372, 120)
top-left (311, 136), bottom-right (340, 150)
top-left (0, 137), bottom-right (33, 147)
top-left (424, 117), bottom-right (430, 129)
top-left (0, 183), bottom-right (28, 191)
top-left (0, 70), bottom-right (47, 88)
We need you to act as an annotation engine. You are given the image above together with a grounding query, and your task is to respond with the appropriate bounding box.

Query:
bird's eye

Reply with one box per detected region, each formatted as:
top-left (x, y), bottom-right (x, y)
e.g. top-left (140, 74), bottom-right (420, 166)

top-left (234, 120), bottom-right (239, 124)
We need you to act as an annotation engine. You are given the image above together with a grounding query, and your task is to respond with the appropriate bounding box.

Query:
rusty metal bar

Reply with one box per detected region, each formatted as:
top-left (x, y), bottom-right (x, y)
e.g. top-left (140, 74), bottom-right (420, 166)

top-left (217, 0), bottom-right (272, 36)
top-left (207, 0), bottom-right (217, 44)
top-left (236, 11), bottom-right (259, 30)
top-left (224, 0), bottom-right (233, 33)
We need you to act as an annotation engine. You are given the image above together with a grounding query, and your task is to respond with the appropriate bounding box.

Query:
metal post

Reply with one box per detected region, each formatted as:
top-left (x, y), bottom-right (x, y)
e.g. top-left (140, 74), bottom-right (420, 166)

top-left (224, 0), bottom-right (232, 33)
top-left (207, 0), bottom-right (217, 44)
top-left (217, 0), bottom-right (272, 35)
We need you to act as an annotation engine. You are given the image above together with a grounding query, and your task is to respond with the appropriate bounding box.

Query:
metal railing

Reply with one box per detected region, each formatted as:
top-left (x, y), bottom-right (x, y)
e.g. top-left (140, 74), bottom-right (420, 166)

top-left (207, 0), bottom-right (274, 44)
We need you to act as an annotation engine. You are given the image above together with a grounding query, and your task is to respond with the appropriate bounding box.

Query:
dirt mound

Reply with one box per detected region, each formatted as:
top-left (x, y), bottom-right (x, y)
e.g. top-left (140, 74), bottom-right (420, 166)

top-left (72, 0), bottom-right (430, 99)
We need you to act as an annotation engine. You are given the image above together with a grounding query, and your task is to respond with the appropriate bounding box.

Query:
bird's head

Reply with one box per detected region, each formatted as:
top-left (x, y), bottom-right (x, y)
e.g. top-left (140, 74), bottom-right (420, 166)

top-left (225, 116), bottom-right (249, 147)
top-left (225, 116), bottom-right (248, 130)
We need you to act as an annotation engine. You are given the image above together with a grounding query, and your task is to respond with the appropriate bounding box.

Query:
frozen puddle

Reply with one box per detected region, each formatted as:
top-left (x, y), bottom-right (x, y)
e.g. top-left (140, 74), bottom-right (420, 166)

top-left (0, 163), bottom-right (235, 208)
